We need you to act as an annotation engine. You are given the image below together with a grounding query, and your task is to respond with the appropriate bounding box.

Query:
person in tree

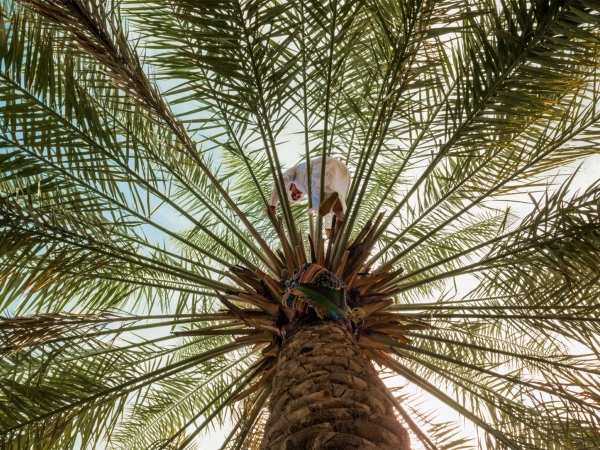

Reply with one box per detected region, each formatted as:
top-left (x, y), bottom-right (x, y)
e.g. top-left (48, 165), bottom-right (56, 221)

top-left (267, 157), bottom-right (351, 237)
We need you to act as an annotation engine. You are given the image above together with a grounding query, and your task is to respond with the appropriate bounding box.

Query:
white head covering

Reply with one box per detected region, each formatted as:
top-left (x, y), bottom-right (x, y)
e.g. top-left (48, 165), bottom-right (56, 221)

top-left (286, 181), bottom-right (306, 203)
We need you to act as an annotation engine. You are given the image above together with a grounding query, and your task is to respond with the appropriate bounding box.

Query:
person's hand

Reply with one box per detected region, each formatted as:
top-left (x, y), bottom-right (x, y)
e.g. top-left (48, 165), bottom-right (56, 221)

top-left (266, 206), bottom-right (276, 216)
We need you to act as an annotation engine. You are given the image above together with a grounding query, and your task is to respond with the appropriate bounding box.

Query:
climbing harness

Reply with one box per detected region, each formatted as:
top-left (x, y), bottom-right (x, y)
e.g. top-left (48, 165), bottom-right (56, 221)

top-left (283, 263), bottom-right (364, 322)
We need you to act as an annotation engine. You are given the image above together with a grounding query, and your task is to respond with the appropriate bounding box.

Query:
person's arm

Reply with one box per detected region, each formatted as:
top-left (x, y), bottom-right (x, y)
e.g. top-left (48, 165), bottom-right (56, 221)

top-left (269, 166), bottom-right (296, 210)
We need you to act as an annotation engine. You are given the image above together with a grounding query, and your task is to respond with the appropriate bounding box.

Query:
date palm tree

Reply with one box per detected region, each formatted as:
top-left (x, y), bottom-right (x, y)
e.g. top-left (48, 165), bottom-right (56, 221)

top-left (2, 0), bottom-right (600, 448)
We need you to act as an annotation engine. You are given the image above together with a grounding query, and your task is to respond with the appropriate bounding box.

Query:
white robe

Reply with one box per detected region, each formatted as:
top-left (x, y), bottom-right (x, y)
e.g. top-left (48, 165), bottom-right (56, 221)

top-left (269, 157), bottom-right (351, 229)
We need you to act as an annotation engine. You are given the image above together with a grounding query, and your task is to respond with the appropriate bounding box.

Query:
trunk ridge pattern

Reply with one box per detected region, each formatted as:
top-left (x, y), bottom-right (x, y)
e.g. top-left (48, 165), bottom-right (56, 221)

top-left (261, 319), bottom-right (411, 449)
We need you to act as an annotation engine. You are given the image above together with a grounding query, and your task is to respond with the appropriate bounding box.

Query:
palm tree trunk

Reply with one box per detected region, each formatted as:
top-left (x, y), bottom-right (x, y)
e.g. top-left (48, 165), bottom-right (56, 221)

top-left (261, 318), bottom-right (411, 449)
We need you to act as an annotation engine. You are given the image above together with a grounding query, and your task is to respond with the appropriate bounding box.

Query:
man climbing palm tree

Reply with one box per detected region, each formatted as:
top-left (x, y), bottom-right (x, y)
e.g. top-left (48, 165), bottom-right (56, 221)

top-left (3, 1), bottom-right (600, 449)
top-left (267, 156), bottom-right (350, 237)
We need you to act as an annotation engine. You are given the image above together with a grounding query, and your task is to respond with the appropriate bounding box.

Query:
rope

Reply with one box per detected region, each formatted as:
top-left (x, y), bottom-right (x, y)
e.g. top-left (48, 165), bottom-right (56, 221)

top-left (342, 306), bottom-right (365, 323)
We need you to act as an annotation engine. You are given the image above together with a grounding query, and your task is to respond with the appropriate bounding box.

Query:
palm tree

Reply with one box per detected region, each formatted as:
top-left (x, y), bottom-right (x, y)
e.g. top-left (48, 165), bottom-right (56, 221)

top-left (1, 0), bottom-right (600, 448)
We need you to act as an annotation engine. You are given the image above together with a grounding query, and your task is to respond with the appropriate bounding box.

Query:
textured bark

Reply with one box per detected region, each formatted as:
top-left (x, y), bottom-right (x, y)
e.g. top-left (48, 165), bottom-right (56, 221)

top-left (261, 318), bottom-right (410, 449)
